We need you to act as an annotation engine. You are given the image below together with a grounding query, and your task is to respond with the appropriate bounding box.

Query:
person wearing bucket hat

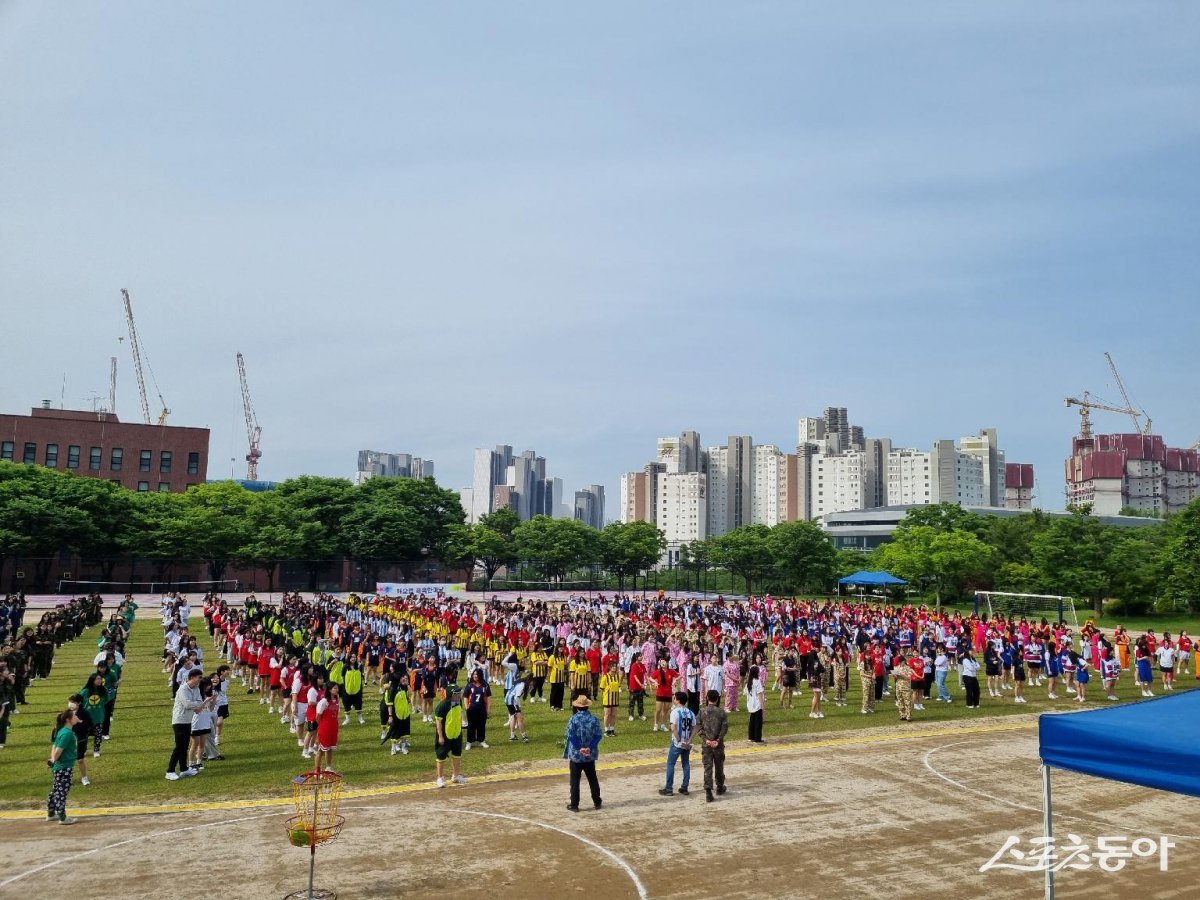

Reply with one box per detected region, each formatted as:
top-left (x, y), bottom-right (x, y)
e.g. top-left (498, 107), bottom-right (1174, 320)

top-left (563, 693), bottom-right (602, 812)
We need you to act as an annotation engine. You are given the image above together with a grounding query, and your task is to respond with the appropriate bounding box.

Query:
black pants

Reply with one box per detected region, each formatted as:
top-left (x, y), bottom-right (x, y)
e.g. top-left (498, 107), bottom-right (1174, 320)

top-left (0, 710), bottom-right (9, 745)
top-left (687, 691), bottom-right (700, 715)
top-left (168, 723), bottom-right (192, 773)
top-left (748, 709), bottom-right (764, 742)
top-left (569, 761), bottom-right (601, 809)
top-left (627, 689), bottom-right (645, 718)
top-left (103, 699), bottom-right (115, 737)
top-left (874, 675), bottom-right (886, 701)
top-left (466, 707), bottom-right (487, 743)
top-left (530, 675), bottom-right (545, 700)
top-left (963, 676), bottom-right (981, 707)
top-left (549, 682), bottom-right (565, 710)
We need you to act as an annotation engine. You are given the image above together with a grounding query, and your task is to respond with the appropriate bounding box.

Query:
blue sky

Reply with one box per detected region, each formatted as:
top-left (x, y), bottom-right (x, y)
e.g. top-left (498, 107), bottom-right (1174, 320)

top-left (1, 3), bottom-right (1197, 510)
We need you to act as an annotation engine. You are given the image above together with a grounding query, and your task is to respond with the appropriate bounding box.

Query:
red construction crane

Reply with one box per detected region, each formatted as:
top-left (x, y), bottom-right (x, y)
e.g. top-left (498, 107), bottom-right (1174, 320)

top-left (236, 352), bottom-right (262, 481)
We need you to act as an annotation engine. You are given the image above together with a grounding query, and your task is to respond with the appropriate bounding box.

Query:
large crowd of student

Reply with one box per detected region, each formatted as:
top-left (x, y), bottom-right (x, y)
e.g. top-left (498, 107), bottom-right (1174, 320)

top-left (169, 588), bottom-right (1198, 790)
top-left (13, 587), bottom-right (1196, 823)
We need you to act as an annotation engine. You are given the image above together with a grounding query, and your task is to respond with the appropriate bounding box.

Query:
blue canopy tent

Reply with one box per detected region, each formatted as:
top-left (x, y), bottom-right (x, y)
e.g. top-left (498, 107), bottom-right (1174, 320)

top-left (838, 570), bottom-right (907, 587)
top-left (1037, 691), bottom-right (1200, 898)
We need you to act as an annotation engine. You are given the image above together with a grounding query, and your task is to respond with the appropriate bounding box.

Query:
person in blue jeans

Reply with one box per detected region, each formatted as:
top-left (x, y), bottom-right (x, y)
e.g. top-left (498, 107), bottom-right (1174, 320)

top-left (934, 649), bottom-right (952, 703)
top-left (659, 691), bottom-right (696, 796)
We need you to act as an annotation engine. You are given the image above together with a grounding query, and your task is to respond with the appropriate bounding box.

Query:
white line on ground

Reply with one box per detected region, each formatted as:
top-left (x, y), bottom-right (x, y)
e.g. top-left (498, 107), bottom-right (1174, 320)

top-left (0, 811), bottom-right (289, 891)
top-left (348, 803), bottom-right (648, 899)
top-left (922, 742), bottom-right (1200, 841)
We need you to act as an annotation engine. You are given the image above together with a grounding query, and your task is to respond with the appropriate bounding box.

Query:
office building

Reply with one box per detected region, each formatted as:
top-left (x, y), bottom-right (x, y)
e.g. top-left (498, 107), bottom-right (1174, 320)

top-left (0, 404), bottom-right (209, 493)
top-left (354, 450), bottom-right (433, 485)
top-left (959, 428), bottom-right (1005, 507)
top-left (574, 485), bottom-right (606, 529)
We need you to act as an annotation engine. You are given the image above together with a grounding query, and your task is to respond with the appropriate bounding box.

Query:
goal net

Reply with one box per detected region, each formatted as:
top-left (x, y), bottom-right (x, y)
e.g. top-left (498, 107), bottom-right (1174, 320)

top-left (56, 579), bottom-right (241, 597)
top-left (975, 591), bottom-right (1078, 629)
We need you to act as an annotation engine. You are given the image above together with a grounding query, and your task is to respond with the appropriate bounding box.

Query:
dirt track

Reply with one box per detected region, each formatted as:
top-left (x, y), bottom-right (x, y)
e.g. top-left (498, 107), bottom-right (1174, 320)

top-left (2, 722), bottom-right (1194, 899)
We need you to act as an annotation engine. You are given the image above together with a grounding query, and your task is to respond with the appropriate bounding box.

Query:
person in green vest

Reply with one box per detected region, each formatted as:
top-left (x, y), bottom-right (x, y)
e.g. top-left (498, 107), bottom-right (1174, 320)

top-left (341, 657), bottom-right (365, 726)
top-left (384, 671), bottom-right (412, 756)
top-left (433, 684), bottom-right (467, 788)
top-left (47, 707), bottom-right (81, 824)
top-left (328, 655), bottom-right (345, 690)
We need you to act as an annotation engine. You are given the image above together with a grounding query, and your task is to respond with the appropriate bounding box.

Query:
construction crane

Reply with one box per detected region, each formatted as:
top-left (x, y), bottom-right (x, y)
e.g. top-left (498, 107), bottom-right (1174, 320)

top-left (121, 289), bottom-right (170, 425)
top-left (1065, 391), bottom-right (1145, 440)
top-left (236, 352), bottom-right (262, 481)
top-left (1104, 351), bottom-right (1152, 435)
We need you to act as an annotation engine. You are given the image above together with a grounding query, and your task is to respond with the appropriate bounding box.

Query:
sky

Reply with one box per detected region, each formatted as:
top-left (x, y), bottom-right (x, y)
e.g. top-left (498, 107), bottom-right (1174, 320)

top-left (1, 3), bottom-right (1197, 511)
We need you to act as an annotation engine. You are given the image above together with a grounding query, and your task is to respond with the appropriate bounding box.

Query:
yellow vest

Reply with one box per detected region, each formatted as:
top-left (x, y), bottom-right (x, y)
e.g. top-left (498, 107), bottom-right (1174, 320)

top-left (344, 668), bottom-right (362, 695)
top-left (392, 689), bottom-right (410, 719)
top-left (443, 703), bottom-right (462, 739)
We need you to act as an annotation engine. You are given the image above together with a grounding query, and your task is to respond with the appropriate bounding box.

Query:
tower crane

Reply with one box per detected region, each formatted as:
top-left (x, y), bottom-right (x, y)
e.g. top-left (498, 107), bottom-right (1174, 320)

top-left (108, 356), bottom-right (117, 416)
top-left (236, 352), bottom-right (262, 481)
top-left (1103, 351), bottom-right (1152, 435)
top-left (121, 289), bottom-right (170, 425)
top-left (1064, 392), bottom-right (1144, 440)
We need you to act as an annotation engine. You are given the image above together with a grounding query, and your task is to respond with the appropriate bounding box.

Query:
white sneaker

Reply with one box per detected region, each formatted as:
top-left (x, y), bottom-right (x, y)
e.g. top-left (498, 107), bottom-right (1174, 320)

top-left (81, 777), bottom-right (91, 786)
top-left (464, 742), bottom-right (472, 751)
top-left (436, 777), bottom-right (446, 788)
top-left (480, 741), bottom-right (489, 748)
top-left (102, 735), bottom-right (111, 741)
top-left (628, 715), bottom-right (634, 721)
top-left (452, 774), bottom-right (467, 785)
top-left (359, 714), bottom-right (365, 724)
top-left (341, 715), bottom-right (349, 726)
top-left (93, 751), bottom-right (100, 759)
top-left (390, 745), bottom-right (401, 755)
top-left (165, 772), bottom-right (180, 781)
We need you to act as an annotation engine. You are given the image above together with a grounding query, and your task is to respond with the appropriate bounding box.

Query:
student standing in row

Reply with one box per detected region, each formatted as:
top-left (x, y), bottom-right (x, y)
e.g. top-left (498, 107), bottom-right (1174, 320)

top-left (463, 667), bottom-right (490, 750)
top-left (745, 665), bottom-right (765, 743)
top-left (47, 708), bottom-right (81, 824)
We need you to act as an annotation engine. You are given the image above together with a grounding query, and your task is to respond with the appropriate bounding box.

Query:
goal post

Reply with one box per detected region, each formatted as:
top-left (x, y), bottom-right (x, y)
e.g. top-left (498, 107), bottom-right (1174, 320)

top-left (974, 591), bottom-right (1078, 629)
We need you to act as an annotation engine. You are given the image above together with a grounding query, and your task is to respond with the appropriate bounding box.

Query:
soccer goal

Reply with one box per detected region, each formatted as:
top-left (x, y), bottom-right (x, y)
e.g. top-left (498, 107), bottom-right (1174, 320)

top-left (56, 578), bottom-right (240, 597)
top-left (974, 591), bottom-right (1078, 629)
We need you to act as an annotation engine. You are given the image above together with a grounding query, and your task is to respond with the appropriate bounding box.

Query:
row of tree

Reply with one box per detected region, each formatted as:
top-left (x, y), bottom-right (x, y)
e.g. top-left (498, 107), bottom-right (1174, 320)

top-left (4, 460), bottom-right (1199, 613)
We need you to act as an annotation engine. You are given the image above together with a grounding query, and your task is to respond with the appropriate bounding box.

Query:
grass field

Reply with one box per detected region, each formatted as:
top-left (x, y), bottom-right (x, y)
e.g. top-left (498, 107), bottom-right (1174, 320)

top-left (2, 614), bottom-right (1196, 810)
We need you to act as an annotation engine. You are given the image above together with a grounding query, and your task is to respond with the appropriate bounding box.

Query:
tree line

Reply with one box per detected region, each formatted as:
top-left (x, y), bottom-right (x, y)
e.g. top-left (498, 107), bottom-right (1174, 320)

top-left (3, 460), bottom-right (1199, 613)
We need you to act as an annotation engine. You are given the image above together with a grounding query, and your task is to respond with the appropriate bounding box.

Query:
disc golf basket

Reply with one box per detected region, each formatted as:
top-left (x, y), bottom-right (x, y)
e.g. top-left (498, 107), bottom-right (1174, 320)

top-left (283, 770), bottom-right (346, 900)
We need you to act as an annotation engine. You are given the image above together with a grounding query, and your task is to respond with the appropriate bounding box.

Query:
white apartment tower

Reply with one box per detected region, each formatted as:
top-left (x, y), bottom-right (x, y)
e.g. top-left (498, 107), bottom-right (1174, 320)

top-left (656, 472), bottom-right (708, 545)
top-left (752, 444), bottom-right (786, 526)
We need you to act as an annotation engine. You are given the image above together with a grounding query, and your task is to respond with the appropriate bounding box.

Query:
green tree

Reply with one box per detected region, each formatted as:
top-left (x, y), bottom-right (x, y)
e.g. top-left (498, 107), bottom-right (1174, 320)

top-left (513, 516), bottom-right (600, 586)
top-left (709, 525), bottom-right (772, 595)
top-left (895, 502), bottom-right (989, 537)
top-left (599, 521), bottom-right (666, 592)
top-left (1164, 499), bottom-right (1200, 612)
top-left (274, 476), bottom-right (355, 588)
top-left (341, 498), bottom-right (423, 587)
top-left (353, 477), bottom-right (466, 562)
top-left (994, 561), bottom-right (1044, 595)
top-left (767, 520), bottom-right (837, 593)
top-left (179, 482), bottom-right (256, 583)
top-left (457, 508), bottom-right (521, 591)
top-left (1029, 515), bottom-right (1135, 618)
top-left (874, 525), bottom-right (992, 607)
top-left (237, 492), bottom-right (321, 594)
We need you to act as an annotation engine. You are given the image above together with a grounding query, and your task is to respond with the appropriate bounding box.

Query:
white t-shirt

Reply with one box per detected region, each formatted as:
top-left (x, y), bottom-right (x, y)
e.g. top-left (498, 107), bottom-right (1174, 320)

top-left (670, 706), bottom-right (696, 748)
top-left (745, 679), bottom-right (764, 713)
top-left (703, 664), bottom-right (724, 694)
top-left (935, 654), bottom-right (950, 673)
top-left (1156, 646), bottom-right (1176, 667)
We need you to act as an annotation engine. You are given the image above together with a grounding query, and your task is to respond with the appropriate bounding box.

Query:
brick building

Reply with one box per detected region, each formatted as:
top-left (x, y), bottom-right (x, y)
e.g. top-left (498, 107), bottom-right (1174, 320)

top-left (0, 404), bottom-right (210, 492)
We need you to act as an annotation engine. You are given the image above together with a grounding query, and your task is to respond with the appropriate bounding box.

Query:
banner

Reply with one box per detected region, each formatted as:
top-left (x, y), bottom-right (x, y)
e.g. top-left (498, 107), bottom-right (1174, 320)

top-left (375, 582), bottom-right (465, 598)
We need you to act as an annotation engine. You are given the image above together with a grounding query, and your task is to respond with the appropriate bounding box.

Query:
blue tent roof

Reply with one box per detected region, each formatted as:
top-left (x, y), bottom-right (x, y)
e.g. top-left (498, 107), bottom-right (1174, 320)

top-left (838, 570), bottom-right (907, 586)
top-left (1039, 690), bottom-right (1200, 798)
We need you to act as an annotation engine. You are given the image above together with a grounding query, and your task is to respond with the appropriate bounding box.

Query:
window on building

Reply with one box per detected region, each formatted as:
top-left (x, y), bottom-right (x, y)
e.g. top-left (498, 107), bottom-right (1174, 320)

top-left (158, 482), bottom-right (170, 492)
top-left (89, 447), bottom-right (102, 470)
top-left (140, 449), bottom-right (152, 472)
top-left (1, 441), bottom-right (13, 461)
top-left (160, 450), bottom-right (172, 474)
top-left (110, 447), bottom-right (123, 471)
top-left (45, 443), bottom-right (58, 467)
top-left (187, 451), bottom-right (200, 475)
top-left (23, 442), bottom-right (36, 464)
top-left (67, 445), bottom-right (80, 469)
top-left (137, 481), bottom-right (150, 492)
